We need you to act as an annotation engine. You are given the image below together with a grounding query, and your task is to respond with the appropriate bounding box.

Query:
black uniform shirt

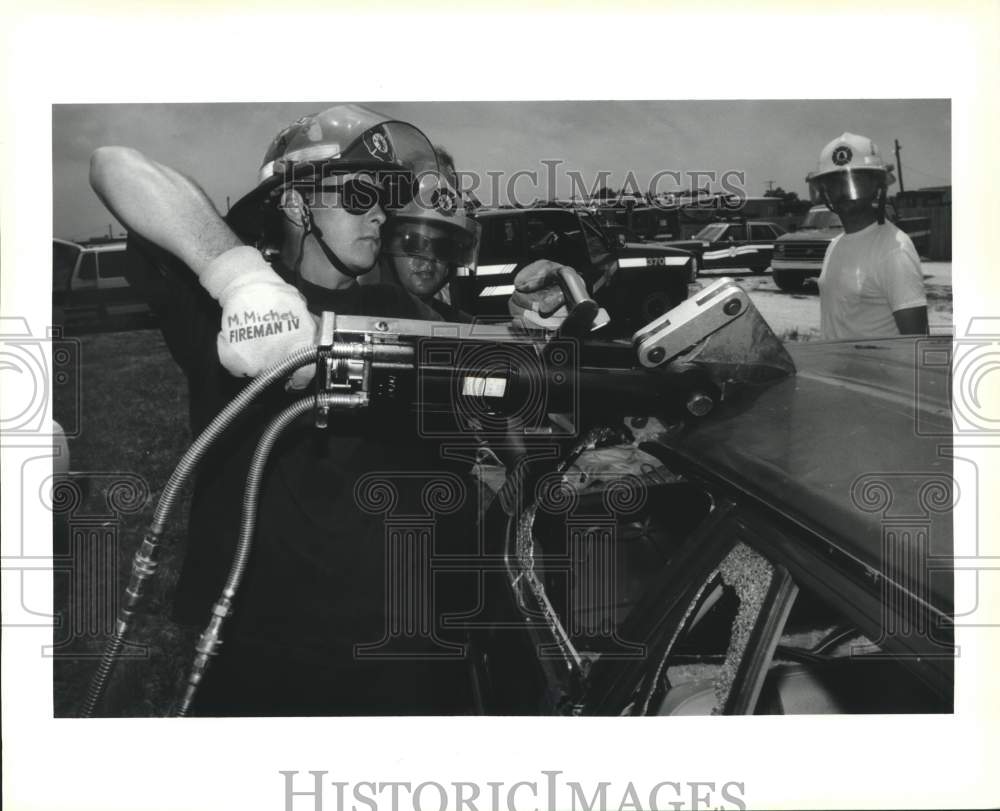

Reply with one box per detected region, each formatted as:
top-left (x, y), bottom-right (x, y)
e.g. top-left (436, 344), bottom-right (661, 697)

top-left (126, 236), bottom-right (475, 661)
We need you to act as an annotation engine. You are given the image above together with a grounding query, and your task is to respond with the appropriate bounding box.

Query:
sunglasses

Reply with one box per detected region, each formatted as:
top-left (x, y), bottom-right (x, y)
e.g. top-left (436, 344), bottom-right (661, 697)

top-left (310, 175), bottom-right (417, 215)
top-left (395, 231), bottom-right (468, 263)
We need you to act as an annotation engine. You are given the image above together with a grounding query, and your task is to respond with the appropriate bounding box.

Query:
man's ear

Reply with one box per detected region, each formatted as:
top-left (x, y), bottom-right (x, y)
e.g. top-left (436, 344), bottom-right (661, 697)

top-left (280, 188), bottom-right (309, 229)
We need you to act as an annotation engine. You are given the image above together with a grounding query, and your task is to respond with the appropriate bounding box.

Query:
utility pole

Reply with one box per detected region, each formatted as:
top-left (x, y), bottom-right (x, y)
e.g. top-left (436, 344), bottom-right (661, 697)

top-left (226, 195), bottom-right (231, 213)
top-left (894, 139), bottom-right (905, 193)
top-left (765, 180), bottom-right (775, 192)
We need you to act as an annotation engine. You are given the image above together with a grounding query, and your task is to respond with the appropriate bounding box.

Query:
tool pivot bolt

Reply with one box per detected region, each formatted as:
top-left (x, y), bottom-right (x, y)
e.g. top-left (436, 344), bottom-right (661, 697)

top-left (686, 392), bottom-right (714, 417)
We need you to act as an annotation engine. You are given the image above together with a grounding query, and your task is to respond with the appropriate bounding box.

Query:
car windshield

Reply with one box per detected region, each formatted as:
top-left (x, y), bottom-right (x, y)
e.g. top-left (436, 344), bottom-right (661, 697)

top-left (53, 241), bottom-right (80, 291)
top-left (801, 209), bottom-right (843, 229)
top-left (694, 224), bottom-right (728, 241)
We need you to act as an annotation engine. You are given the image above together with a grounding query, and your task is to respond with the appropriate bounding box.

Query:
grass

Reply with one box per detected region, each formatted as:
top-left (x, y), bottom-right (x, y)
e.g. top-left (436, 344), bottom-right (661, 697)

top-left (53, 328), bottom-right (198, 716)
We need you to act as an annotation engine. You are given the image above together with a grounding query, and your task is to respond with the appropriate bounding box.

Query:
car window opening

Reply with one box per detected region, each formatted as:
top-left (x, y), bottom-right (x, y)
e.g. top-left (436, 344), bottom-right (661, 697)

top-left (650, 555), bottom-right (950, 715)
top-left (756, 587), bottom-right (949, 715)
top-left (510, 447), bottom-right (717, 679)
top-left (649, 542), bottom-right (775, 716)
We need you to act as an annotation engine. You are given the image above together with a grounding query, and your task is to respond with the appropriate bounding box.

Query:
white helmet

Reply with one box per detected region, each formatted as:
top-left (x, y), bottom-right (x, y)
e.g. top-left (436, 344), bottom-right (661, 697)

top-left (382, 173), bottom-right (481, 277)
top-left (807, 132), bottom-right (894, 207)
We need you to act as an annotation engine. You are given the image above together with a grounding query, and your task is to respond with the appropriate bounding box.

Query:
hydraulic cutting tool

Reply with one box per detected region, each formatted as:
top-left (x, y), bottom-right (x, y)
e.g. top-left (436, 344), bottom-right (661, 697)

top-left (81, 277), bottom-right (794, 716)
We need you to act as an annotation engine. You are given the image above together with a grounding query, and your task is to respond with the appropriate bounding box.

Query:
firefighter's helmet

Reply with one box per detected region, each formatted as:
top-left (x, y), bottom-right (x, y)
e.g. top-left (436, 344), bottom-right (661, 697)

top-left (228, 104), bottom-right (439, 239)
top-left (807, 132), bottom-right (894, 206)
top-left (382, 173), bottom-right (481, 277)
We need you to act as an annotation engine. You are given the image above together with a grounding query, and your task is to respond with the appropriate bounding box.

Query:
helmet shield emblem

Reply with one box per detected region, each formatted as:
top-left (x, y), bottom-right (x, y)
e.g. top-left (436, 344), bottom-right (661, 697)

top-left (432, 187), bottom-right (458, 213)
top-left (832, 145), bottom-right (853, 166)
top-left (363, 128), bottom-right (395, 162)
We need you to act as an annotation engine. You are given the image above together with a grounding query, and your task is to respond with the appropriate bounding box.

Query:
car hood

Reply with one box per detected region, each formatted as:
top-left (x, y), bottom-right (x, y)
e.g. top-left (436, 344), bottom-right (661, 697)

top-left (617, 244), bottom-right (693, 258)
top-left (660, 336), bottom-right (953, 611)
top-left (658, 239), bottom-right (705, 251)
top-left (776, 228), bottom-right (840, 242)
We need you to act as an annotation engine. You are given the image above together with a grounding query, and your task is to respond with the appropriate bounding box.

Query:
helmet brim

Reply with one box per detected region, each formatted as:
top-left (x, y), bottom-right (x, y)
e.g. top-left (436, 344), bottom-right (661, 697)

top-left (808, 168), bottom-right (886, 206)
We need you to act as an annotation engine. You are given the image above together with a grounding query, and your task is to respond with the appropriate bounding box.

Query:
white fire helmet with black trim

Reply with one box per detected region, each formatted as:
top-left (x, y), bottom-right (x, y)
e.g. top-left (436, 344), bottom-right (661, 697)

top-left (382, 173), bottom-right (481, 278)
top-left (227, 104), bottom-right (440, 240)
top-left (807, 132), bottom-right (895, 208)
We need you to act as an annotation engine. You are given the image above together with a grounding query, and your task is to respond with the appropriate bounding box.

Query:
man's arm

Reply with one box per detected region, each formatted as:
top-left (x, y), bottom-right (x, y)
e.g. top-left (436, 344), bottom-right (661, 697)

top-left (881, 243), bottom-right (928, 337)
top-left (893, 305), bottom-right (929, 335)
top-left (91, 146), bottom-right (315, 385)
top-left (90, 146), bottom-right (242, 274)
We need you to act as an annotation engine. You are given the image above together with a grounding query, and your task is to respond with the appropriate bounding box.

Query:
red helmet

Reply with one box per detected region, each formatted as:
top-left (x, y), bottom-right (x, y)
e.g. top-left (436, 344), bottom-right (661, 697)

top-left (228, 104), bottom-right (439, 238)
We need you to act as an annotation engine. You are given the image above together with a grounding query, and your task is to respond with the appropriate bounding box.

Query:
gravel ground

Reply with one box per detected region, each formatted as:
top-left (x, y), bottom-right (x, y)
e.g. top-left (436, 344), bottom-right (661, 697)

top-left (692, 262), bottom-right (953, 341)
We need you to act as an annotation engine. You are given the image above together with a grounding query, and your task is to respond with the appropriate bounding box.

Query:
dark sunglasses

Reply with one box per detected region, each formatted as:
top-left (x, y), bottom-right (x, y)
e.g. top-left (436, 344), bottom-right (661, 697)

top-left (311, 175), bottom-right (417, 215)
top-left (394, 231), bottom-right (469, 263)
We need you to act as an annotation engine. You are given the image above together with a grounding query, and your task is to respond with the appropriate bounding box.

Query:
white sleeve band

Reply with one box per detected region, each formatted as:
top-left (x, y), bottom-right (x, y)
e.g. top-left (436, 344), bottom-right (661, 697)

top-left (200, 246), bottom-right (276, 301)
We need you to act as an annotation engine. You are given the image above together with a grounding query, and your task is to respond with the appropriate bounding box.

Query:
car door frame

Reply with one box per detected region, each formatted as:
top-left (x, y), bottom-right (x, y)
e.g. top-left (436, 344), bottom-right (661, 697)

top-left (578, 434), bottom-right (953, 714)
top-left (581, 498), bottom-right (800, 715)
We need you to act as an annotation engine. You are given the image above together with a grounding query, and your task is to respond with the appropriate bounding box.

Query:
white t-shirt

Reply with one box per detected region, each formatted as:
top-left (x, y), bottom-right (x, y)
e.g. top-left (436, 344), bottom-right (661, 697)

top-left (818, 221), bottom-right (926, 340)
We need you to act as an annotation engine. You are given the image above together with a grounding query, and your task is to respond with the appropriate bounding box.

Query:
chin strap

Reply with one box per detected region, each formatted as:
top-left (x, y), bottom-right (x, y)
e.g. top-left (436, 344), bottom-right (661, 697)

top-left (875, 185), bottom-right (887, 225)
top-left (301, 202), bottom-right (368, 279)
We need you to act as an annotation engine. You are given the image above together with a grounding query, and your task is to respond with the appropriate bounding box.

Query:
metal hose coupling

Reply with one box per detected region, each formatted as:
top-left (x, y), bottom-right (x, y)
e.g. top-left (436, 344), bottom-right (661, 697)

top-left (124, 532), bottom-right (162, 608)
top-left (79, 530), bottom-right (162, 717)
top-left (80, 345), bottom-right (321, 718)
top-left (172, 596), bottom-right (233, 717)
top-left (171, 391), bottom-right (366, 717)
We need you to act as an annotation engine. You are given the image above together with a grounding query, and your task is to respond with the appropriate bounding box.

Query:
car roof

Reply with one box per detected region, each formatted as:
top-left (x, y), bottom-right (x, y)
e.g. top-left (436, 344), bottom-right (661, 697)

top-left (475, 206), bottom-right (586, 217)
top-left (54, 237), bottom-right (127, 253)
top-left (662, 336), bottom-right (953, 611)
top-left (697, 220), bottom-right (775, 228)
top-left (80, 241), bottom-right (127, 253)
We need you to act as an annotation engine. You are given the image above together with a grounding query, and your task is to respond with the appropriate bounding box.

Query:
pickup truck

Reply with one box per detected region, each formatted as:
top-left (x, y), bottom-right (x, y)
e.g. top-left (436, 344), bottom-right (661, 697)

top-left (770, 204), bottom-right (932, 292)
top-left (450, 206), bottom-right (695, 334)
top-left (53, 238), bottom-right (152, 328)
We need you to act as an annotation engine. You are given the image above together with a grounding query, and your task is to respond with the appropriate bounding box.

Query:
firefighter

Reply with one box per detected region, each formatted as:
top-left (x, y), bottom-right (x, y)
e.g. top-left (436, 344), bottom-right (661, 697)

top-left (809, 132), bottom-right (928, 339)
top-left (90, 104), bottom-right (588, 715)
top-left (380, 175), bottom-right (480, 321)
top-left (91, 105), bottom-right (480, 715)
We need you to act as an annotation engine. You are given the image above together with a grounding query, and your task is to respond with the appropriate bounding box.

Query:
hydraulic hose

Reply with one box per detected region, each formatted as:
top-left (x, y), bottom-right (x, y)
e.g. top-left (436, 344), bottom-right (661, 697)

top-left (172, 391), bottom-right (366, 716)
top-left (80, 345), bottom-right (319, 717)
top-left (81, 334), bottom-right (416, 717)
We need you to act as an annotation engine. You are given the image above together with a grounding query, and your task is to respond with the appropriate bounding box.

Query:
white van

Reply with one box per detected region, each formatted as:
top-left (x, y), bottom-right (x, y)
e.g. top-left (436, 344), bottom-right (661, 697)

top-left (53, 238), bottom-right (151, 326)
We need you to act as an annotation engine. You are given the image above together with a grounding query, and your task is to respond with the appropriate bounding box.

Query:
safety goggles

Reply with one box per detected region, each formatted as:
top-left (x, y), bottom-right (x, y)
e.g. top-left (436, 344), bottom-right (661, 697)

top-left (383, 218), bottom-right (481, 270)
top-left (307, 173), bottom-right (418, 215)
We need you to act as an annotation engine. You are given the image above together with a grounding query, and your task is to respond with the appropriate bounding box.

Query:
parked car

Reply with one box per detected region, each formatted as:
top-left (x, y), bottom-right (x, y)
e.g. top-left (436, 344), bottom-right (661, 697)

top-left (470, 335), bottom-right (953, 715)
top-left (770, 204), bottom-right (932, 292)
top-left (450, 206), bottom-right (695, 334)
top-left (52, 238), bottom-right (152, 329)
top-left (662, 220), bottom-right (786, 275)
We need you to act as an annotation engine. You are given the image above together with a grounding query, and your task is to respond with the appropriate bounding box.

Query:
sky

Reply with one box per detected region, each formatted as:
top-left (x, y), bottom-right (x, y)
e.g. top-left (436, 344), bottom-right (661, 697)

top-left (52, 99), bottom-right (951, 241)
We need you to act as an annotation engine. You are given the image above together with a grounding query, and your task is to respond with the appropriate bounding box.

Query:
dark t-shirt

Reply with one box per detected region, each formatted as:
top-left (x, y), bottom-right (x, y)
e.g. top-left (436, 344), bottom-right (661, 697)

top-left (126, 236), bottom-right (475, 662)
top-left (426, 296), bottom-right (473, 323)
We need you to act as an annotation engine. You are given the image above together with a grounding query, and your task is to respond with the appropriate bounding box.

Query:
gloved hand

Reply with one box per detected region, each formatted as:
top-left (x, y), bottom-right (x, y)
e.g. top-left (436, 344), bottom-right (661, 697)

top-left (509, 259), bottom-right (608, 332)
top-left (508, 259), bottom-right (577, 328)
top-left (201, 246), bottom-right (317, 388)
